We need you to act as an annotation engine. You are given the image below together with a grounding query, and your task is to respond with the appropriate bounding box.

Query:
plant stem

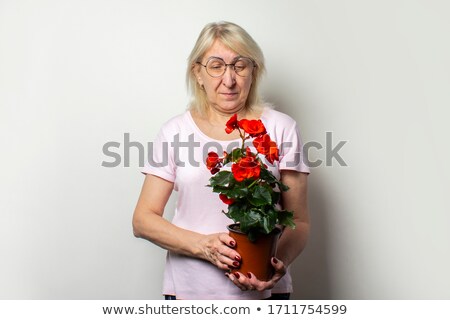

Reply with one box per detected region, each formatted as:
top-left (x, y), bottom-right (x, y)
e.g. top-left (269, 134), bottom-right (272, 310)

top-left (247, 179), bottom-right (260, 189)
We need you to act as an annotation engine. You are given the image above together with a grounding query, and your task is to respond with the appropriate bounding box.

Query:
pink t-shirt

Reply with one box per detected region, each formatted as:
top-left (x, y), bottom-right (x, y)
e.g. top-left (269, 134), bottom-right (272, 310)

top-left (142, 106), bottom-right (310, 299)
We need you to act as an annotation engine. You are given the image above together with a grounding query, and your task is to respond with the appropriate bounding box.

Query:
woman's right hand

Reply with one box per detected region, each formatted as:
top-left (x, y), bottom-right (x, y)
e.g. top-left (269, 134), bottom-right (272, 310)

top-left (198, 233), bottom-right (241, 271)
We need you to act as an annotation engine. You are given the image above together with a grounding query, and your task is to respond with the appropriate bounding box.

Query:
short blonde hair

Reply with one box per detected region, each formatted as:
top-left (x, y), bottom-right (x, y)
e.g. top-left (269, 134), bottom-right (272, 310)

top-left (186, 21), bottom-right (266, 114)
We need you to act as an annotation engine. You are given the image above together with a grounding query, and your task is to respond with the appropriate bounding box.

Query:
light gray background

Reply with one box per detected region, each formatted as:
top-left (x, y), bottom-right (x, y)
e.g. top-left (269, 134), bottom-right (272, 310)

top-left (1, 0), bottom-right (449, 299)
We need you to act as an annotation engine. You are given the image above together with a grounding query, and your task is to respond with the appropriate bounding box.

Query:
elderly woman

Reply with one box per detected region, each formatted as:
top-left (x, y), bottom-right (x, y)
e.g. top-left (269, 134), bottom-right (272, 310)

top-left (133, 21), bottom-right (310, 300)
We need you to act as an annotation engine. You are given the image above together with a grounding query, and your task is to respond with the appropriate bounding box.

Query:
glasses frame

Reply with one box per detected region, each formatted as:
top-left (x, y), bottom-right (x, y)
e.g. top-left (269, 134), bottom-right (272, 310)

top-left (196, 56), bottom-right (255, 78)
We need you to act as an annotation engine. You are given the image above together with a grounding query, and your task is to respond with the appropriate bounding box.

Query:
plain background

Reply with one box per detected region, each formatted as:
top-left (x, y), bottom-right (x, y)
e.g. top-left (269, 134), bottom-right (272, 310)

top-left (1, 0), bottom-right (449, 299)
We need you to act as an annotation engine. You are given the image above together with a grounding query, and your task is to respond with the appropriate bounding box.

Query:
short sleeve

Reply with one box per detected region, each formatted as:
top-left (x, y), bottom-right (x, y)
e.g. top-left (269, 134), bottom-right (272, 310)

top-left (141, 126), bottom-right (176, 182)
top-left (278, 122), bottom-right (310, 174)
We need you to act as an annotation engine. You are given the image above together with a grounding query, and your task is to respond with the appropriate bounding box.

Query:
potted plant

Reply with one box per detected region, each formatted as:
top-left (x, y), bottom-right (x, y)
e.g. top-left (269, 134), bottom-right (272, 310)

top-left (205, 114), bottom-right (295, 280)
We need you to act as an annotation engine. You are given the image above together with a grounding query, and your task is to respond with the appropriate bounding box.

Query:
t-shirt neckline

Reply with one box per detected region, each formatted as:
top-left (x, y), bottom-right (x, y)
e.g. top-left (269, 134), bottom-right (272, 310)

top-left (186, 108), bottom-right (268, 143)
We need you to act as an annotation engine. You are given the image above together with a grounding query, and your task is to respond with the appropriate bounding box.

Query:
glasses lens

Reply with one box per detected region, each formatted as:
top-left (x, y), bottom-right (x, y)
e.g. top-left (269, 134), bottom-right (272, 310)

top-left (206, 58), bottom-right (226, 77)
top-left (234, 58), bottom-right (253, 77)
top-left (204, 57), bottom-right (255, 77)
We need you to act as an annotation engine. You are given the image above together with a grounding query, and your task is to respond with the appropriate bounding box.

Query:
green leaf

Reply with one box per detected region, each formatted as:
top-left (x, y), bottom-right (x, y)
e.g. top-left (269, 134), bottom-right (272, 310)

top-left (244, 209), bottom-right (262, 227)
top-left (227, 203), bottom-right (246, 223)
top-left (271, 190), bottom-right (281, 204)
top-left (227, 186), bottom-right (248, 198)
top-left (258, 207), bottom-right (278, 234)
top-left (259, 168), bottom-right (278, 184)
top-left (247, 229), bottom-right (260, 242)
top-left (277, 210), bottom-right (296, 229)
top-left (209, 171), bottom-right (233, 186)
top-left (279, 181), bottom-right (290, 192)
top-left (231, 148), bottom-right (243, 162)
top-left (238, 209), bottom-right (262, 233)
top-left (223, 148), bottom-right (243, 165)
top-left (259, 168), bottom-right (290, 192)
top-left (265, 207), bottom-right (278, 225)
top-left (211, 185), bottom-right (229, 193)
top-left (248, 185), bottom-right (272, 206)
top-left (262, 216), bottom-right (271, 234)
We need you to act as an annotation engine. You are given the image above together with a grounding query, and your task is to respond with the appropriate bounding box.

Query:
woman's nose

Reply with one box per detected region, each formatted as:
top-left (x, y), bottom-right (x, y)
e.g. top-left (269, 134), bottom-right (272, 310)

top-left (222, 66), bottom-right (236, 87)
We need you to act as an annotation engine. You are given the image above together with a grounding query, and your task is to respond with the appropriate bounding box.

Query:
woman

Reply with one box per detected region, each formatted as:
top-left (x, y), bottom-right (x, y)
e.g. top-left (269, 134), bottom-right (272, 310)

top-left (133, 21), bottom-right (310, 299)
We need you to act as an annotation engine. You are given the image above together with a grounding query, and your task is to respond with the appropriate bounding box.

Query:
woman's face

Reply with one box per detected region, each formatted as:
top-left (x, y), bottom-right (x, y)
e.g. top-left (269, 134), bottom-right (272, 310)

top-left (196, 40), bottom-right (253, 115)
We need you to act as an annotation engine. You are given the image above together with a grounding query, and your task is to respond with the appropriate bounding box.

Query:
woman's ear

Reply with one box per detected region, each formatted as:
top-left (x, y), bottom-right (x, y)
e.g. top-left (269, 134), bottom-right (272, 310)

top-left (193, 64), bottom-right (203, 87)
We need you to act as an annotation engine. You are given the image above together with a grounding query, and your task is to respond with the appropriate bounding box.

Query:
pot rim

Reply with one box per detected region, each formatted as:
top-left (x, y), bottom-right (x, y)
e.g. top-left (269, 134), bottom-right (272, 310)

top-left (227, 223), bottom-right (282, 236)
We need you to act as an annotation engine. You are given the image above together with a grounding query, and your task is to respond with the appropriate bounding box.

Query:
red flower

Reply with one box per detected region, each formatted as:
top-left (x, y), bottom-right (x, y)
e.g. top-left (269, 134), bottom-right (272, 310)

top-left (206, 151), bottom-right (222, 173)
top-left (225, 114), bottom-right (239, 134)
top-left (210, 167), bottom-right (220, 174)
top-left (238, 119), bottom-right (266, 137)
top-left (245, 146), bottom-right (254, 157)
top-left (253, 134), bottom-right (279, 164)
top-left (219, 193), bottom-right (235, 205)
top-left (231, 155), bottom-right (261, 182)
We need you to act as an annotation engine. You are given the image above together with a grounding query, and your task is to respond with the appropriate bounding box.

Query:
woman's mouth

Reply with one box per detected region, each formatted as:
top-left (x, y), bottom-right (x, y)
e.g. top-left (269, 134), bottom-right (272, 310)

top-left (221, 92), bottom-right (238, 98)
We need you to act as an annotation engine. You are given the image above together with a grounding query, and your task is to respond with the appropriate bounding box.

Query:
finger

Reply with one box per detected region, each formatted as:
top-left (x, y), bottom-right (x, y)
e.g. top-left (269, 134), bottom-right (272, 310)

top-left (216, 261), bottom-right (233, 271)
top-left (270, 257), bottom-right (286, 281)
top-left (243, 272), bottom-right (257, 291)
top-left (213, 251), bottom-right (240, 271)
top-left (204, 248), bottom-right (232, 271)
top-left (218, 246), bottom-right (241, 264)
top-left (248, 258), bottom-right (287, 292)
top-left (248, 272), bottom-right (275, 291)
top-left (215, 247), bottom-right (241, 270)
top-left (227, 272), bottom-right (248, 291)
top-left (217, 234), bottom-right (241, 265)
top-left (219, 233), bottom-right (237, 248)
top-left (233, 272), bottom-right (259, 291)
top-left (205, 234), bottom-right (240, 270)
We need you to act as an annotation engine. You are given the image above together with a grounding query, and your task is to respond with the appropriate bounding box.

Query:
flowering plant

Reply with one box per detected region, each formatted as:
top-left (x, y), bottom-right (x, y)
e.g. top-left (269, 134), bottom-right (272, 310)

top-left (206, 114), bottom-right (295, 242)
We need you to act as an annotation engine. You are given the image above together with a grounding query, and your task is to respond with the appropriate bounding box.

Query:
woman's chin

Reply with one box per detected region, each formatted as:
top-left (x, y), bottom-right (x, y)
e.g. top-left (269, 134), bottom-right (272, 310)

top-left (210, 102), bottom-right (246, 114)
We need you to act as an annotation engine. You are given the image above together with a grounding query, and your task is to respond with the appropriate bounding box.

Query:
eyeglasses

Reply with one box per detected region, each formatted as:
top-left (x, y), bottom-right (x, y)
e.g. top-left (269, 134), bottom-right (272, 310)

top-left (196, 57), bottom-right (255, 78)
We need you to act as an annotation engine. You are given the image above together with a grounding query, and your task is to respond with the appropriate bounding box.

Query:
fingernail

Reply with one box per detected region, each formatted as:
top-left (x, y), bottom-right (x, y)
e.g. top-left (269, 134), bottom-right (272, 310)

top-left (225, 272), bottom-right (230, 277)
top-left (230, 241), bottom-right (236, 247)
top-left (234, 272), bottom-right (240, 279)
top-left (235, 255), bottom-right (241, 261)
top-left (272, 257), bottom-right (279, 264)
top-left (232, 261), bottom-right (240, 267)
top-left (247, 272), bottom-right (252, 279)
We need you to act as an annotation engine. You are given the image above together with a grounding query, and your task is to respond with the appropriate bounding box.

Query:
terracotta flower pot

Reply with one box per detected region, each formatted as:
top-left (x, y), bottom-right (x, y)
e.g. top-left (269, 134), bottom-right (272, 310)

top-left (227, 223), bottom-right (281, 281)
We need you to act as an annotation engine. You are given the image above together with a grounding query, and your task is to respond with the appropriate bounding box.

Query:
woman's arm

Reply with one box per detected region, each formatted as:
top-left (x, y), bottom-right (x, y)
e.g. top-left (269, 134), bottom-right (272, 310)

top-left (276, 170), bottom-right (310, 266)
top-left (132, 174), bottom-right (241, 270)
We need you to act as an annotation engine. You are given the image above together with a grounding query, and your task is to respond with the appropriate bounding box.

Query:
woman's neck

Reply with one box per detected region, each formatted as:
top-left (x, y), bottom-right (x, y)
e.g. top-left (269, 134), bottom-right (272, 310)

top-left (190, 106), bottom-right (263, 141)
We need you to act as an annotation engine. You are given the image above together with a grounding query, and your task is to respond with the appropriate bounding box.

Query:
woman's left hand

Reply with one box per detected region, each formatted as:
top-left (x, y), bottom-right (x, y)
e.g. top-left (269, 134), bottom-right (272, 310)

top-left (226, 257), bottom-right (286, 291)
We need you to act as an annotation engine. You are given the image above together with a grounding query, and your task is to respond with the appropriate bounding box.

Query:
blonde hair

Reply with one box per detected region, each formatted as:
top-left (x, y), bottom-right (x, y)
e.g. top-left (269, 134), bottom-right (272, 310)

top-left (186, 21), bottom-right (266, 114)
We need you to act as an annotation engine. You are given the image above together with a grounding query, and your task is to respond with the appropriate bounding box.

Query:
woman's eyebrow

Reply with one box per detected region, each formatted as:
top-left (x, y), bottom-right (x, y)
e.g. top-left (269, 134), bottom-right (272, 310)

top-left (206, 55), bottom-right (242, 62)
